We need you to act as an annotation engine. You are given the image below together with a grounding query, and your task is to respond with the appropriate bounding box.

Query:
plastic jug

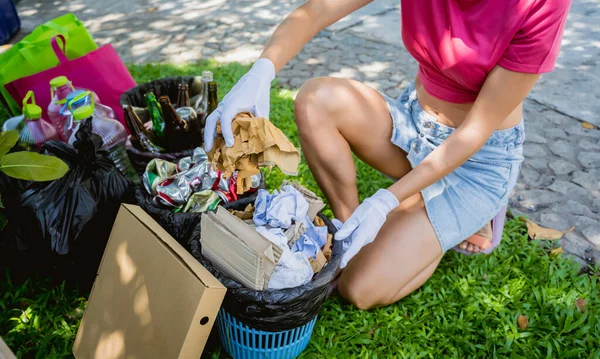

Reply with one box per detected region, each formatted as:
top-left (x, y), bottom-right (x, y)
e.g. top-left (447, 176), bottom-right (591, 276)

top-left (15, 91), bottom-right (59, 150)
top-left (48, 76), bottom-right (102, 141)
top-left (60, 89), bottom-right (115, 140)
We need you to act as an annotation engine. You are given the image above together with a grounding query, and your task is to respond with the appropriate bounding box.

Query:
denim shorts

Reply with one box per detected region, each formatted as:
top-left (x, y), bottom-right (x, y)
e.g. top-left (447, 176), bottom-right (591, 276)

top-left (383, 84), bottom-right (524, 252)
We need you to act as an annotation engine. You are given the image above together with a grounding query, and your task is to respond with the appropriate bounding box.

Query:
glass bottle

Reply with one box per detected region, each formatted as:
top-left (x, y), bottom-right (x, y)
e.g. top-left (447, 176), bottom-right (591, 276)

top-left (176, 83), bottom-right (192, 108)
top-left (158, 96), bottom-right (191, 152)
top-left (207, 81), bottom-right (219, 117)
top-left (144, 90), bottom-right (165, 143)
top-left (124, 105), bottom-right (164, 154)
top-left (176, 83), bottom-right (201, 147)
top-left (194, 71), bottom-right (214, 130)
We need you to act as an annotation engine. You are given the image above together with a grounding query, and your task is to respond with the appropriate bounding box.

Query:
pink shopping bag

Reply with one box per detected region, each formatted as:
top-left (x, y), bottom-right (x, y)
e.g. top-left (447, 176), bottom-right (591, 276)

top-left (5, 35), bottom-right (135, 127)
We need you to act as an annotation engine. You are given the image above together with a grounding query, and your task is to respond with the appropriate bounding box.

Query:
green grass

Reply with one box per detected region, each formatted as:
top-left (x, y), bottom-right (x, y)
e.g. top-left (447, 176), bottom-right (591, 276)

top-left (1, 61), bottom-right (599, 358)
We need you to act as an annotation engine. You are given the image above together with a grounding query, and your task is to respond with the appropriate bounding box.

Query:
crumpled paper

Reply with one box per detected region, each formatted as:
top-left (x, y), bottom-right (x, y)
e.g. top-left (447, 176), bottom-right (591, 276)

top-left (253, 186), bottom-right (309, 229)
top-left (208, 112), bottom-right (301, 194)
top-left (255, 226), bottom-right (314, 290)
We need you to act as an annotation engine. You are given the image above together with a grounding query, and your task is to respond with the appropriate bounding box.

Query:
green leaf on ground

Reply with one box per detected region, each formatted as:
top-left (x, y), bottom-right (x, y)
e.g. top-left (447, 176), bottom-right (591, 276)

top-left (0, 152), bottom-right (69, 181)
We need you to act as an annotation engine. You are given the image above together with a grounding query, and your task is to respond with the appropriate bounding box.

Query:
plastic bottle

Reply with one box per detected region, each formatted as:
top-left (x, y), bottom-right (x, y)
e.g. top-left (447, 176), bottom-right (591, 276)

top-left (48, 76), bottom-right (104, 141)
top-left (17, 91), bottom-right (59, 150)
top-left (60, 90), bottom-right (116, 140)
top-left (67, 92), bottom-right (139, 182)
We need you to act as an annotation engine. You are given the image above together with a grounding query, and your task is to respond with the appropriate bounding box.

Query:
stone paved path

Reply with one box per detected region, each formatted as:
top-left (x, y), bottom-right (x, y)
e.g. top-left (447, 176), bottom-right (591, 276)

top-left (12, 0), bottom-right (600, 266)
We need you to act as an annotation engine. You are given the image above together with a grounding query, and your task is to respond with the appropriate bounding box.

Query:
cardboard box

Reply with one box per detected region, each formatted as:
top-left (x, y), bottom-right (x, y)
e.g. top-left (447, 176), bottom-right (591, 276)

top-left (73, 204), bottom-right (226, 359)
top-left (0, 337), bottom-right (17, 359)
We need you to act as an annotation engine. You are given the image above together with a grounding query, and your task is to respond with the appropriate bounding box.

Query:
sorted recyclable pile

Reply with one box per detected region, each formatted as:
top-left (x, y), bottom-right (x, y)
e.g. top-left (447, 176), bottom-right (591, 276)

top-left (120, 72), bottom-right (220, 173)
top-left (142, 147), bottom-right (262, 213)
top-left (201, 182), bottom-right (333, 290)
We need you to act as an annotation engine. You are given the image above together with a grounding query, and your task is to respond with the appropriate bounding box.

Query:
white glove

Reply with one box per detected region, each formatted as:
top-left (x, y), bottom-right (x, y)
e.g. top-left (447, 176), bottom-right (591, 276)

top-left (203, 58), bottom-right (275, 151)
top-left (335, 189), bottom-right (399, 268)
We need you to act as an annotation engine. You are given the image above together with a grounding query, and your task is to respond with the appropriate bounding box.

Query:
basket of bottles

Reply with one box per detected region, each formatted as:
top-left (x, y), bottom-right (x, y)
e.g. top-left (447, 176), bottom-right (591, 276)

top-left (119, 73), bottom-right (218, 174)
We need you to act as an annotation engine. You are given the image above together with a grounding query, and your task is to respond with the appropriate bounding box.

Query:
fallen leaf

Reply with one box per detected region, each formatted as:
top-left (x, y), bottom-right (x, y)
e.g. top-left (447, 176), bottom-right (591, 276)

top-left (582, 122), bottom-right (595, 130)
top-left (551, 247), bottom-right (563, 256)
top-left (526, 220), bottom-right (573, 240)
top-left (517, 315), bottom-right (529, 330)
top-left (575, 298), bottom-right (586, 313)
top-left (146, 6), bottom-right (158, 13)
top-left (0, 44), bottom-right (12, 55)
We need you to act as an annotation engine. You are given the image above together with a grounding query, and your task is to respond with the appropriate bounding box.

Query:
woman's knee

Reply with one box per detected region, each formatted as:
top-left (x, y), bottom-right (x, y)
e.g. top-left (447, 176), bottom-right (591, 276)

top-left (338, 272), bottom-right (394, 310)
top-left (294, 77), bottom-right (351, 129)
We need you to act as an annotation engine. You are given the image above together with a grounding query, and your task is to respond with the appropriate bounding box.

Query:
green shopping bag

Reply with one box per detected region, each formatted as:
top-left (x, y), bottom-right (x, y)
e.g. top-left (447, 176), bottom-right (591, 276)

top-left (0, 13), bottom-right (97, 116)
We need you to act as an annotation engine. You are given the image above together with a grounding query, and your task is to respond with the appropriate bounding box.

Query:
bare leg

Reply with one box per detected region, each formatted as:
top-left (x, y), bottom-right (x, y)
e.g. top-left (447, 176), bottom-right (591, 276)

top-left (295, 78), bottom-right (443, 308)
top-left (295, 78), bottom-right (412, 221)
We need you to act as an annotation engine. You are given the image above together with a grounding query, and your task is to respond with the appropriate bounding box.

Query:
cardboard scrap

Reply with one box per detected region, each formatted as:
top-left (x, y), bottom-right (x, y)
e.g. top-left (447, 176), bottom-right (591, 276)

top-left (309, 249), bottom-right (327, 274)
top-left (314, 216), bottom-right (325, 227)
top-left (201, 206), bottom-right (283, 290)
top-left (323, 234), bottom-right (333, 261)
top-left (526, 219), bottom-right (574, 240)
top-left (286, 221), bottom-right (306, 247)
top-left (208, 112), bottom-right (301, 194)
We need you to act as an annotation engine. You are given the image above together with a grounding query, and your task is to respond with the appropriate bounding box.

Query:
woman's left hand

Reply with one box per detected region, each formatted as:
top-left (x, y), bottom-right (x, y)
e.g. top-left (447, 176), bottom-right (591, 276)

top-left (335, 189), bottom-right (399, 268)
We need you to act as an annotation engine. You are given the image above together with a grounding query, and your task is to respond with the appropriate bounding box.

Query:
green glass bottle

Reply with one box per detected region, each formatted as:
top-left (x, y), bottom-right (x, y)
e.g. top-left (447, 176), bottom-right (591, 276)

top-left (144, 90), bottom-right (165, 142)
top-left (124, 105), bottom-right (165, 154)
top-left (207, 81), bottom-right (219, 117)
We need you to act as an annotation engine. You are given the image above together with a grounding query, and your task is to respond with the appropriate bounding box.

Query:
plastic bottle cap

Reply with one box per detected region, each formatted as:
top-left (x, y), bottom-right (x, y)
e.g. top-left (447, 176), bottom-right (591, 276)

top-left (24, 103), bottom-right (42, 120)
top-left (66, 89), bottom-right (86, 102)
top-left (50, 76), bottom-right (69, 88)
top-left (72, 105), bottom-right (94, 121)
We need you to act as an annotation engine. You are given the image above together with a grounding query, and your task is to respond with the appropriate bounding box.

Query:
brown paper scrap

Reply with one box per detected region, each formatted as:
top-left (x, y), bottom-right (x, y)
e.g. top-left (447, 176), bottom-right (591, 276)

top-left (208, 112), bottom-right (301, 194)
top-left (229, 203), bottom-right (255, 220)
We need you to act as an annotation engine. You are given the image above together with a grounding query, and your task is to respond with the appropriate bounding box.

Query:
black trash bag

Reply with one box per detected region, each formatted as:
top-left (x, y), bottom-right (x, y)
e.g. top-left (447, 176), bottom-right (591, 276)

top-left (19, 118), bottom-right (133, 255)
top-left (120, 76), bottom-right (203, 173)
top-left (134, 177), bottom-right (263, 247)
top-left (188, 206), bottom-right (343, 332)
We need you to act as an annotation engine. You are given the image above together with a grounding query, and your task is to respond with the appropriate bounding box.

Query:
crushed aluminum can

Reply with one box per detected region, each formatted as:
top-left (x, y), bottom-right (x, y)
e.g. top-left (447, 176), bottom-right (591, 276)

top-left (154, 176), bottom-right (192, 207)
top-left (212, 169), bottom-right (238, 203)
top-left (178, 147), bottom-right (208, 172)
top-left (143, 158), bottom-right (178, 195)
top-left (213, 188), bottom-right (230, 204)
top-left (177, 155), bottom-right (193, 172)
top-left (183, 190), bottom-right (221, 213)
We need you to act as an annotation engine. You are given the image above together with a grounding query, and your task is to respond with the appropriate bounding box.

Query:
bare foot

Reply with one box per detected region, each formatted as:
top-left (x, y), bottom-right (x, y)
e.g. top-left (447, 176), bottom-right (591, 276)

top-left (457, 221), bottom-right (492, 253)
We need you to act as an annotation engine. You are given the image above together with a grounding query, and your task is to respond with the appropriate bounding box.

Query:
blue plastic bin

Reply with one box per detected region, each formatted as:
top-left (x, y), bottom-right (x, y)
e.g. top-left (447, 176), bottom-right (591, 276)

top-left (0, 0), bottom-right (20, 45)
top-left (217, 309), bottom-right (318, 359)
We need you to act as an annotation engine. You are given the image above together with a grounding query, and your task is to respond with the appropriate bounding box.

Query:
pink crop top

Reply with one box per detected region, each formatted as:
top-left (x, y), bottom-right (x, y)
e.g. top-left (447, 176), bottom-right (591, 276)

top-left (401, 0), bottom-right (572, 103)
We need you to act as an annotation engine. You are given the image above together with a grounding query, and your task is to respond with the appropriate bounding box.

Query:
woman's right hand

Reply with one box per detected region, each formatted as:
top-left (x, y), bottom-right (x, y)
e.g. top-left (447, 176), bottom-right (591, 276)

top-left (203, 58), bottom-right (275, 152)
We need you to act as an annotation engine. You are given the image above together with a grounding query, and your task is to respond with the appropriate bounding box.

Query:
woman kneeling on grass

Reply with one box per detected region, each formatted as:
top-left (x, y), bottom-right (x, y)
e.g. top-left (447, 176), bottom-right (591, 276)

top-left (204, 0), bottom-right (571, 309)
